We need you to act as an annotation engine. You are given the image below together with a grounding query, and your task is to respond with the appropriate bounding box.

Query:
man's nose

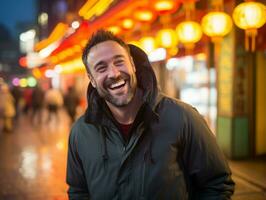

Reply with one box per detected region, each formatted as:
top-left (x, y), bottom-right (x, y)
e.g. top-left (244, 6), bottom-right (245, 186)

top-left (108, 65), bottom-right (121, 78)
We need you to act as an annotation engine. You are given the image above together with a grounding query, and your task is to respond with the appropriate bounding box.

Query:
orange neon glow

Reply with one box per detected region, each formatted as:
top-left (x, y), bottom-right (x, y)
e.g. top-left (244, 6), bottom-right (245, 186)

top-left (79, 0), bottom-right (115, 20)
top-left (78, 0), bottom-right (98, 17)
top-left (35, 23), bottom-right (69, 51)
top-left (32, 68), bottom-right (42, 79)
top-left (50, 22), bottom-right (90, 56)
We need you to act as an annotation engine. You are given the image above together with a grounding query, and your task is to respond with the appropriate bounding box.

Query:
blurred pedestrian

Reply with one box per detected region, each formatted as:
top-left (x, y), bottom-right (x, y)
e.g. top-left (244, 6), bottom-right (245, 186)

top-left (0, 83), bottom-right (16, 133)
top-left (64, 86), bottom-right (80, 123)
top-left (44, 87), bottom-right (63, 123)
top-left (22, 87), bottom-right (33, 115)
top-left (11, 86), bottom-right (22, 120)
top-left (31, 85), bottom-right (45, 125)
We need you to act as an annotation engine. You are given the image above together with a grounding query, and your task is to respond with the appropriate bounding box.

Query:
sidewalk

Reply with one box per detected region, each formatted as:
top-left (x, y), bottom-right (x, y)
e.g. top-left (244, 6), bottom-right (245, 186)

top-left (229, 156), bottom-right (266, 190)
top-left (229, 156), bottom-right (266, 200)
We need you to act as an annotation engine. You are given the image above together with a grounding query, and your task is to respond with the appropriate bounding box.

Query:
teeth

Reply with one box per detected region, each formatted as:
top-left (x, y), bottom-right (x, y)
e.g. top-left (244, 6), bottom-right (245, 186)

top-left (110, 80), bottom-right (125, 89)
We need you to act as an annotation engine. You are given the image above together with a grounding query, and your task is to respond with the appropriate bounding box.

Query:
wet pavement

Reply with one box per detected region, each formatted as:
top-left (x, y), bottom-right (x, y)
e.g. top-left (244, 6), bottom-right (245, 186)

top-left (0, 110), bottom-right (70, 200)
top-left (0, 110), bottom-right (265, 199)
top-left (230, 158), bottom-right (266, 200)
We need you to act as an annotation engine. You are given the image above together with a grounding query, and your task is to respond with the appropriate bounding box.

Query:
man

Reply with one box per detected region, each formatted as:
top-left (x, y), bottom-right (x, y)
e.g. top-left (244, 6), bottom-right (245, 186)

top-left (66, 30), bottom-right (234, 200)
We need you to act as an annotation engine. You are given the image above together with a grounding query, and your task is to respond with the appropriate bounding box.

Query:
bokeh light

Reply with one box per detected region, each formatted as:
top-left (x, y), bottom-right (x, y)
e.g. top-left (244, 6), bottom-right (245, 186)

top-left (27, 77), bottom-right (37, 87)
top-left (12, 78), bottom-right (20, 86)
top-left (20, 78), bottom-right (28, 87)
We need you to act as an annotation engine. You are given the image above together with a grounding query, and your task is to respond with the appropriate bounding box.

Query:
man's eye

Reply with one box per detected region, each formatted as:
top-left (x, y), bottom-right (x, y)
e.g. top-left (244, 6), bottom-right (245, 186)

top-left (96, 66), bottom-right (106, 72)
top-left (114, 60), bottom-right (124, 66)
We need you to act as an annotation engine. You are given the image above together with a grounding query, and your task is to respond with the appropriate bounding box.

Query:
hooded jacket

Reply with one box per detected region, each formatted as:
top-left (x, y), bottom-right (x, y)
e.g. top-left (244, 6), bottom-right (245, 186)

top-left (66, 44), bottom-right (235, 200)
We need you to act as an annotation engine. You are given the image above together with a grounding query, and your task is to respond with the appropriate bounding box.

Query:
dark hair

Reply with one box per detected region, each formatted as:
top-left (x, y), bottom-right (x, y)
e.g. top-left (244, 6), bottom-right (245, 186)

top-left (82, 29), bottom-right (130, 73)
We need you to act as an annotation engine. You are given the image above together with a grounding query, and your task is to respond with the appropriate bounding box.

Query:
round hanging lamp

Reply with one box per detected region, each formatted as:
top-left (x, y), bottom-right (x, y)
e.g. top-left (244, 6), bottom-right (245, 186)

top-left (121, 18), bottom-right (135, 30)
top-left (134, 7), bottom-right (156, 23)
top-left (233, 1), bottom-right (266, 51)
top-left (176, 21), bottom-right (202, 49)
top-left (156, 28), bottom-right (178, 49)
top-left (140, 37), bottom-right (157, 53)
top-left (201, 11), bottom-right (233, 42)
top-left (107, 26), bottom-right (121, 35)
top-left (153, 0), bottom-right (180, 15)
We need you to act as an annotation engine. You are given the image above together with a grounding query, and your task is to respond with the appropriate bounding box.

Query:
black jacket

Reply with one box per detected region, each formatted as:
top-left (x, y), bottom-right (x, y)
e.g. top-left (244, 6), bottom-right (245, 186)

top-left (66, 44), bottom-right (235, 200)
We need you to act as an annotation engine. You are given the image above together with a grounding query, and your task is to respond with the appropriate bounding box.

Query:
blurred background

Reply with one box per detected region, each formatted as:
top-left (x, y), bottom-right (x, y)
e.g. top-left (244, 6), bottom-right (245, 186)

top-left (0, 0), bottom-right (265, 199)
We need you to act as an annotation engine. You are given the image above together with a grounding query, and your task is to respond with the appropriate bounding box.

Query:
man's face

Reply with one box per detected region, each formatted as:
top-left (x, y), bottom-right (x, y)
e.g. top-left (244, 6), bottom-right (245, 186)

top-left (87, 41), bottom-right (137, 107)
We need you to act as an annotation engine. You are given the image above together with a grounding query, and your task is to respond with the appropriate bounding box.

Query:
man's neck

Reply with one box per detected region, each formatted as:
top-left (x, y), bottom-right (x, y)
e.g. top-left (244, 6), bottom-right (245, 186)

top-left (106, 89), bottom-right (143, 124)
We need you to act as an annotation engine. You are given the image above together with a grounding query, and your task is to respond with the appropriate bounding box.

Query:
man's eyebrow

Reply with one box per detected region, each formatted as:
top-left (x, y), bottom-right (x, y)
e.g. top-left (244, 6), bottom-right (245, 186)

top-left (113, 55), bottom-right (125, 60)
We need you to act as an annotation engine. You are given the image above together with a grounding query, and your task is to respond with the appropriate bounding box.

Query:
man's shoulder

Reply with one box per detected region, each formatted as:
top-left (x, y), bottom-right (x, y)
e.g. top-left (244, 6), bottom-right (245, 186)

top-left (157, 93), bottom-right (195, 112)
top-left (70, 115), bottom-right (99, 136)
top-left (72, 114), bottom-right (85, 126)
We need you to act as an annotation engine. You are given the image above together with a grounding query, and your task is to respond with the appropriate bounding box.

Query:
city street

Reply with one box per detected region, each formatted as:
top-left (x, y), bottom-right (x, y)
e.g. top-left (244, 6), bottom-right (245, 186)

top-left (0, 110), bottom-right (265, 200)
top-left (1, 0), bottom-right (266, 199)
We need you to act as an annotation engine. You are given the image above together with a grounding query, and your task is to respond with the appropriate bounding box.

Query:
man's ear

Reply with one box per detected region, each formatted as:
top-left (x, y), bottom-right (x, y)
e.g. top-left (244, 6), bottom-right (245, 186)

top-left (88, 73), bottom-right (96, 88)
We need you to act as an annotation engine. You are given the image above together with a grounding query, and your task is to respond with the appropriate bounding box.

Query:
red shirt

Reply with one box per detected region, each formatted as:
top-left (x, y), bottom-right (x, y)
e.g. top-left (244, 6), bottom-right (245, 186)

top-left (118, 123), bottom-right (133, 141)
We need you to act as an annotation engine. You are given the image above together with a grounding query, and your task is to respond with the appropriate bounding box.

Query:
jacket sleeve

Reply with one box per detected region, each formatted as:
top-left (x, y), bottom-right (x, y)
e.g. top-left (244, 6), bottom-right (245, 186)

top-left (66, 126), bottom-right (90, 200)
top-left (181, 106), bottom-right (235, 199)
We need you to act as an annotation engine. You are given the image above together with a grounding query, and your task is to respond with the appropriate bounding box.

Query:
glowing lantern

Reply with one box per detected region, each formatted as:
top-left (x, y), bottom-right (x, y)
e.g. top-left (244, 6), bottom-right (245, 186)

top-left (140, 37), bottom-right (157, 53)
top-left (176, 21), bottom-right (202, 49)
top-left (201, 11), bottom-right (233, 43)
top-left (134, 7), bottom-right (156, 23)
top-left (107, 26), bottom-right (121, 35)
top-left (153, 0), bottom-right (179, 15)
top-left (156, 29), bottom-right (178, 49)
top-left (121, 18), bottom-right (135, 30)
top-left (233, 1), bottom-right (266, 51)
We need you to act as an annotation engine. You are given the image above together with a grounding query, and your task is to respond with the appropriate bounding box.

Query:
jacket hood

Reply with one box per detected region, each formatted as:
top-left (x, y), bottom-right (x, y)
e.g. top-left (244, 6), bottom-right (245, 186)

top-left (84, 44), bottom-right (158, 124)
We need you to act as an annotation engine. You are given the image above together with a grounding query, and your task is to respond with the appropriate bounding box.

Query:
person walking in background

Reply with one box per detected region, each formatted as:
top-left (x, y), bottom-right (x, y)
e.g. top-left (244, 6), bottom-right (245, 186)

top-left (64, 86), bottom-right (80, 123)
top-left (22, 87), bottom-right (33, 115)
top-left (44, 87), bottom-right (63, 123)
top-left (31, 85), bottom-right (45, 125)
top-left (0, 83), bottom-right (16, 133)
top-left (10, 85), bottom-right (22, 121)
top-left (66, 30), bottom-right (234, 199)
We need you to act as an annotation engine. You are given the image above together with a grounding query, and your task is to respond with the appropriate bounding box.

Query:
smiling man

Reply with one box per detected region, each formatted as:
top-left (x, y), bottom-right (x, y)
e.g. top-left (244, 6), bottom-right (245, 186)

top-left (66, 30), bottom-right (234, 200)
top-left (85, 40), bottom-right (141, 125)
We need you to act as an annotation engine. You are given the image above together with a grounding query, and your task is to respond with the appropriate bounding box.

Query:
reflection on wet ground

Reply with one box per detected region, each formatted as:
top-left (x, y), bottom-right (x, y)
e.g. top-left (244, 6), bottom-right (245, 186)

top-left (0, 110), bottom-right (70, 200)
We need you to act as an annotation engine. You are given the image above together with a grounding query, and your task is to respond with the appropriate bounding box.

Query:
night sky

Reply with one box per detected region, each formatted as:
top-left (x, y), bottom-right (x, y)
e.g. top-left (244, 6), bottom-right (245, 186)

top-left (0, 0), bottom-right (37, 39)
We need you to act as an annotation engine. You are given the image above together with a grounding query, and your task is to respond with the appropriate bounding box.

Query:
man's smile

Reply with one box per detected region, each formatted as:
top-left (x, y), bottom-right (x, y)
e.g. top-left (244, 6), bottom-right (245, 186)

top-left (109, 79), bottom-right (126, 90)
